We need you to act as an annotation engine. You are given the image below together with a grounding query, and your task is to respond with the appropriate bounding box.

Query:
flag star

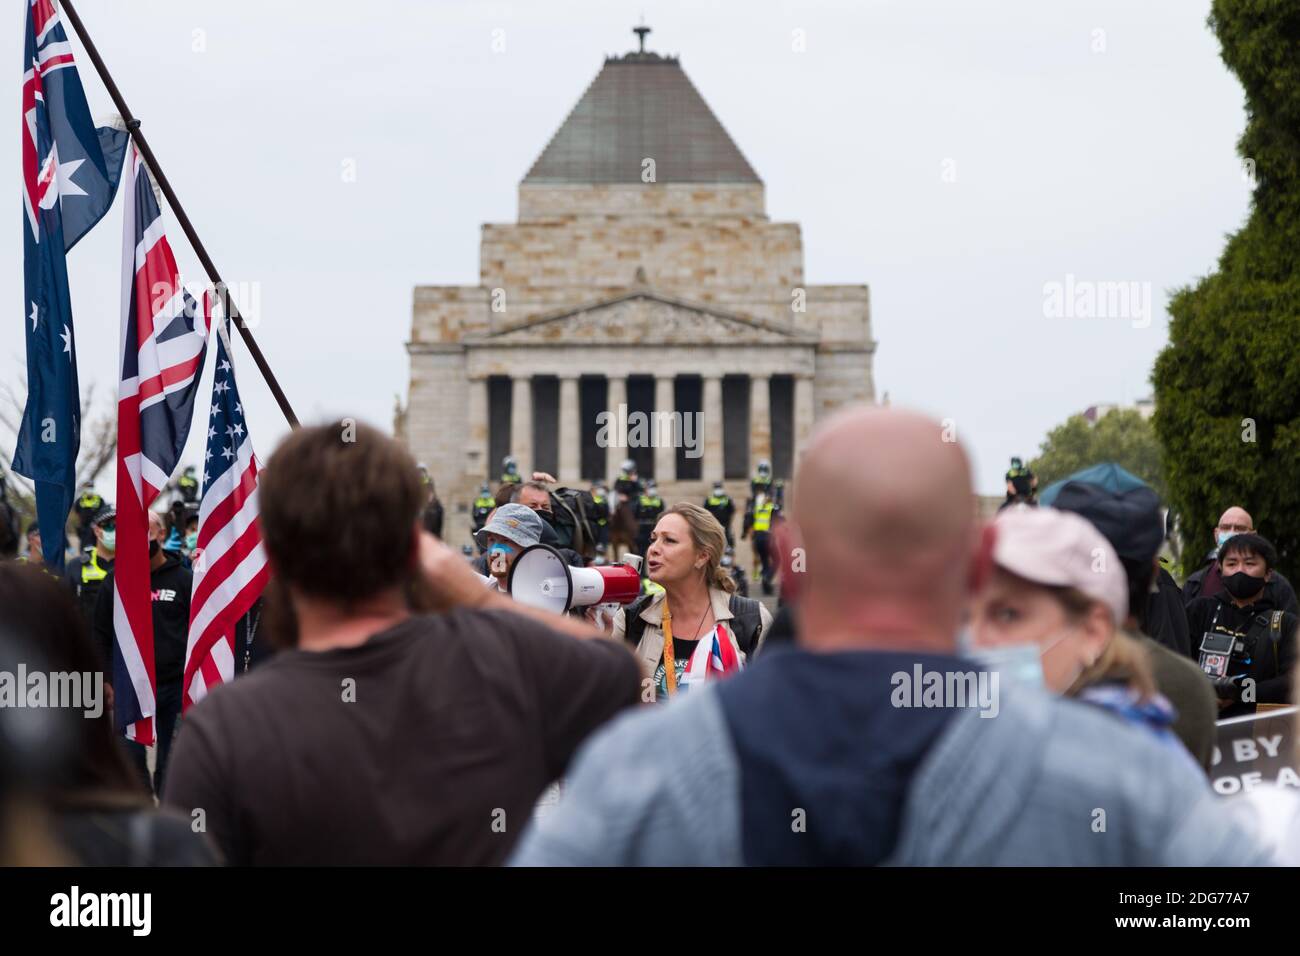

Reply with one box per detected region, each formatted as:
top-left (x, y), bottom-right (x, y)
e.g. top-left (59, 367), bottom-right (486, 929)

top-left (221, 445), bottom-right (234, 461)
top-left (60, 324), bottom-right (72, 356)
top-left (208, 425), bottom-right (217, 440)
top-left (219, 359), bottom-right (232, 373)
top-left (214, 379), bottom-right (230, 394)
top-left (211, 403), bottom-right (221, 418)
top-left (226, 425), bottom-right (236, 438)
top-left (234, 402), bottom-right (243, 415)
top-left (37, 147), bottom-right (88, 210)
top-left (232, 422), bottom-right (245, 438)
top-left (205, 448), bottom-right (213, 461)
top-left (29, 303), bottom-right (38, 331)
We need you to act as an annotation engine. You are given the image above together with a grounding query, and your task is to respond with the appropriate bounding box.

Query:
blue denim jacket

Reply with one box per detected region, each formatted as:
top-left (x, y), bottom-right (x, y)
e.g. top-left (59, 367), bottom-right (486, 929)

top-left (511, 655), bottom-right (1274, 867)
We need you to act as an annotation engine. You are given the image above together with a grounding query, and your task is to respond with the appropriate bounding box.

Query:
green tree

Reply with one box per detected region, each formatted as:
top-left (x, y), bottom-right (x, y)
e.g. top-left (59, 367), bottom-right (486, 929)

top-left (1030, 409), bottom-right (1168, 502)
top-left (1151, 0), bottom-right (1300, 582)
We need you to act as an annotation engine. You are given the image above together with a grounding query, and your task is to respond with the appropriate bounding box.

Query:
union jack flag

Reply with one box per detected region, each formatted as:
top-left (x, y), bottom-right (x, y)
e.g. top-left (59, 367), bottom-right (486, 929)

top-left (680, 623), bottom-right (742, 689)
top-left (183, 316), bottom-right (268, 711)
top-left (113, 145), bottom-right (209, 743)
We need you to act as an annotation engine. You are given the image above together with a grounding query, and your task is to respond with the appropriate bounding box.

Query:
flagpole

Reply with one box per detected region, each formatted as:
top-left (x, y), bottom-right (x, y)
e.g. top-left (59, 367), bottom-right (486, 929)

top-left (57, 0), bottom-right (300, 429)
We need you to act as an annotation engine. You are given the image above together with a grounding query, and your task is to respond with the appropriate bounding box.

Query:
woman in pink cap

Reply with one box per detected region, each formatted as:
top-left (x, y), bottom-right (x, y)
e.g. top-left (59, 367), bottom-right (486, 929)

top-left (969, 505), bottom-right (1183, 749)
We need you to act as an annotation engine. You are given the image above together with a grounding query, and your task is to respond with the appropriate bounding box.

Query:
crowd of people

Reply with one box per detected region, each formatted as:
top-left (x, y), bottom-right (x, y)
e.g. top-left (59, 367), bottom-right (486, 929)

top-left (2, 404), bottom-right (1298, 866)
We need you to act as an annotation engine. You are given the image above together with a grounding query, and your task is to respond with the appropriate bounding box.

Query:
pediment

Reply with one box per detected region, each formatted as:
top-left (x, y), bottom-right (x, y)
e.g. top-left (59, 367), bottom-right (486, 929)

top-left (478, 292), bottom-right (802, 347)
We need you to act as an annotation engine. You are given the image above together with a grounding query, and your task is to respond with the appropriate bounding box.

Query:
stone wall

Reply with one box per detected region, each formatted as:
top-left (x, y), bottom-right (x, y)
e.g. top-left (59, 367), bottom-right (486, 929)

top-left (405, 182), bottom-right (875, 554)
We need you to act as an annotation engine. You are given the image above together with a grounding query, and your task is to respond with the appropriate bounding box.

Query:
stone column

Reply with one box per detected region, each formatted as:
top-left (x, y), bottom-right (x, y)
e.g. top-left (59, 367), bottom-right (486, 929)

top-left (702, 374), bottom-right (723, 483)
top-left (558, 374), bottom-right (580, 484)
top-left (605, 375), bottom-right (626, 484)
top-left (749, 374), bottom-right (771, 472)
top-left (654, 375), bottom-right (675, 484)
top-left (510, 375), bottom-right (532, 477)
top-left (793, 374), bottom-right (815, 466)
top-left (467, 376), bottom-right (489, 480)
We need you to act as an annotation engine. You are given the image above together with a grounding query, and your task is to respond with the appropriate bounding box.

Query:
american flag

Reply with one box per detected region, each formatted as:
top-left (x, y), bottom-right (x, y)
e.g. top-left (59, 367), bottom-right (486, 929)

top-left (113, 145), bottom-right (209, 744)
top-left (183, 316), bottom-right (268, 711)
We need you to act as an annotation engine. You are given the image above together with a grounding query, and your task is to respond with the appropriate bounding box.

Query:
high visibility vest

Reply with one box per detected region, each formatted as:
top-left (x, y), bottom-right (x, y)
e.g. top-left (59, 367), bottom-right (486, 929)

top-left (706, 495), bottom-right (730, 507)
top-left (500, 472), bottom-right (519, 484)
top-left (752, 501), bottom-right (774, 533)
top-left (81, 550), bottom-right (108, 584)
top-left (642, 580), bottom-right (665, 597)
top-left (638, 494), bottom-right (662, 511)
top-left (78, 492), bottom-right (103, 511)
top-left (473, 496), bottom-right (495, 510)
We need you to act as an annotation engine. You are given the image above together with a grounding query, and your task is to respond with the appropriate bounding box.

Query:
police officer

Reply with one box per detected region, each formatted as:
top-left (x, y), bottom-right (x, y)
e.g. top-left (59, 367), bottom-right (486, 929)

top-left (704, 481), bottom-right (736, 548)
top-left (1004, 456), bottom-right (1038, 507)
top-left (500, 455), bottom-right (521, 486)
top-left (471, 482), bottom-right (496, 536)
top-left (73, 482), bottom-right (105, 548)
top-left (614, 458), bottom-right (642, 501)
top-left (588, 481), bottom-right (611, 549)
top-left (742, 490), bottom-right (777, 595)
top-left (633, 479), bottom-right (664, 573)
top-left (64, 506), bottom-right (115, 630)
top-left (750, 459), bottom-right (773, 498)
top-left (722, 545), bottom-right (748, 597)
top-left (177, 465), bottom-right (200, 505)
top-left (1187, 533), bottom-right (1298, 718)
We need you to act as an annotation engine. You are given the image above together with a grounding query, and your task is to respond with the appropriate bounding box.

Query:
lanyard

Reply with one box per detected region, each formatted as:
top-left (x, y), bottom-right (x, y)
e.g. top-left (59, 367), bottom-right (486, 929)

top-left (242, 608), bottom-right (261, 673)
top-left (661, 599), bottom-right (677, 697)
top-left (659, 598), bottom-right (711, 698)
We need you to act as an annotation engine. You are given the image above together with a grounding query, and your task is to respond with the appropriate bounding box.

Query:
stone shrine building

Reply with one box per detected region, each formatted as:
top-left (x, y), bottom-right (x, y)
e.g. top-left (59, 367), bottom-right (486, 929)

top-left (402, 28), bottom-right (875, 547)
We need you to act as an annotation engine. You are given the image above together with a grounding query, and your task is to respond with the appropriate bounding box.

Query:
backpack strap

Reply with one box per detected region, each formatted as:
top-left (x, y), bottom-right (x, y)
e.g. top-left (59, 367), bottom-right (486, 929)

top-left (727, 594), bottom-right (764, 657)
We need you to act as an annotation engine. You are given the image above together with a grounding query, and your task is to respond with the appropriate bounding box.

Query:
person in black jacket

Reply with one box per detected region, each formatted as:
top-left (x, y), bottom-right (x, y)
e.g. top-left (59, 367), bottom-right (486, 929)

top-left (1142, 564), bottom-right (1193, 659)
top-left (1186, 533), bottom-right (1298, 719)
top-left (94, 510), bottom-right (193, 797)
top-left (64, 507), bottom-right (115, 629)
top-left (703, 482), bottom-right (736, 548)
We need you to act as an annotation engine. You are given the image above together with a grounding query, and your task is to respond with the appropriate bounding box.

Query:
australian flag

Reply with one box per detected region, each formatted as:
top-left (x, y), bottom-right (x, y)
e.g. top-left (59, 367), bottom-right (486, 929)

top-left (14, 0), bottom-right (128, 570)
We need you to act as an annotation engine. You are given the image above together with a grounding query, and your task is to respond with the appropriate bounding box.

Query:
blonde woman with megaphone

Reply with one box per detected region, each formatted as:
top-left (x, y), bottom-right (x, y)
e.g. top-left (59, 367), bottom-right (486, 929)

top-left (613, 503), bottom-right (771, 703)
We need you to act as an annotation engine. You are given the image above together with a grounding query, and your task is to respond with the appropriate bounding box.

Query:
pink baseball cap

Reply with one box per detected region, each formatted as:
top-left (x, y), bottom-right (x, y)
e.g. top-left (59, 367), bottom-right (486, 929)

top-left (991, 506), bottom-right (1128, 625)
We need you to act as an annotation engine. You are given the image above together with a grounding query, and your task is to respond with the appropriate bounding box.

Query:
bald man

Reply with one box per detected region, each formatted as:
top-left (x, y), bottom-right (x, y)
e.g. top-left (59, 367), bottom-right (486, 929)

top-left (510, 406), bottom-right (1270, 866)
top-left (1184, 506), bottom-right (1298, 614)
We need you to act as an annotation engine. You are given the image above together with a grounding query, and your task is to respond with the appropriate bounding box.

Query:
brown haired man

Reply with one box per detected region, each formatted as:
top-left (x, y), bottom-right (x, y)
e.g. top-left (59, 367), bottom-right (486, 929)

top-left (164, 420), bottom-right (641, 865)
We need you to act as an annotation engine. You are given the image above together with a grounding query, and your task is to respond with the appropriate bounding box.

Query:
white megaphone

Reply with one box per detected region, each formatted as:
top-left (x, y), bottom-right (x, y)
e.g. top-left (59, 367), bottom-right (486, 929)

top-left (506, 543), bottom-right (643, 614)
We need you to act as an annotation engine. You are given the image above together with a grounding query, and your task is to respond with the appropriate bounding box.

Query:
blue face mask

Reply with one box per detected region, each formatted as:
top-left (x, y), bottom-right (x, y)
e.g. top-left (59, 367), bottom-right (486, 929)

top-left (1216, 530), bottom-right (1238, 549)
top-left (487, 541), bottom-right (515, 575)
top-left (967, 642), bottom-right (1046, 690)
top-left (960, 624), bottom-right (1083, 693)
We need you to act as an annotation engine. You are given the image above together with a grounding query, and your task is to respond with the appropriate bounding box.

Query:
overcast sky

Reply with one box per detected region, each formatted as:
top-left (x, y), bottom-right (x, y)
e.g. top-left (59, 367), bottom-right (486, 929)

top-left (3, 0), bottom-right (1252, 497)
